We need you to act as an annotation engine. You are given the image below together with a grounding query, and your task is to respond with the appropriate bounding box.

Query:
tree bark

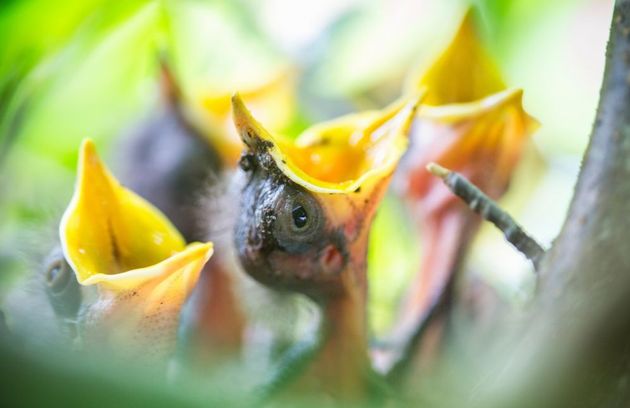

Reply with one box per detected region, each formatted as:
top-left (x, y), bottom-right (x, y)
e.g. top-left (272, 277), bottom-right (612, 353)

top-left (481, 1), bottom-right (630, 406)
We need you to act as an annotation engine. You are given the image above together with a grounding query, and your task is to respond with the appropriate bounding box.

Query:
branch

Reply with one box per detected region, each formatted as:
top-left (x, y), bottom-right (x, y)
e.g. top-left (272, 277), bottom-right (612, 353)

top-left (512, 1), bottom-right (630, 404)
top-left (426, 162), bottom-right (545, 270)
top-left (452, 1), bottom-right (630, 406)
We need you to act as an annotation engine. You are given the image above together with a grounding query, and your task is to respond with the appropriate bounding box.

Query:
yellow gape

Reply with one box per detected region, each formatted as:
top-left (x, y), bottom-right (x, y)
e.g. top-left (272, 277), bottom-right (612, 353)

top-left (60, 139), bottom-right (213, 361)
top-left (232, 92), bottom-right (421, 196)
top-left (402, 9), bottom-right (538, 201)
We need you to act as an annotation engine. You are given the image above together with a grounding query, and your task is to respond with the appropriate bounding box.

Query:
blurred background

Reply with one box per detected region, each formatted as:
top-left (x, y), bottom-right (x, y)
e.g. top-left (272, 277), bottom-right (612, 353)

top-left (0, 0), bottom-right (614, 403)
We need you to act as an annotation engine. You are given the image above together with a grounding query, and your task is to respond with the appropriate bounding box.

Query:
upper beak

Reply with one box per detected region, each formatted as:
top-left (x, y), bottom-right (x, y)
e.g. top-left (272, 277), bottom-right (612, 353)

top-left (399, 8), bottom-right (538, 206)
top-left (232, 92), bottom-right (423, 196)
top-left (407, 9), bottom-right (505, 106)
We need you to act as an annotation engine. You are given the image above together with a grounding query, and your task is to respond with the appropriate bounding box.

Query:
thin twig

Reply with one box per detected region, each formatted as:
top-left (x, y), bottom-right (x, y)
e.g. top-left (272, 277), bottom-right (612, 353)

top-left (427, 163), bottom-right (546, 270)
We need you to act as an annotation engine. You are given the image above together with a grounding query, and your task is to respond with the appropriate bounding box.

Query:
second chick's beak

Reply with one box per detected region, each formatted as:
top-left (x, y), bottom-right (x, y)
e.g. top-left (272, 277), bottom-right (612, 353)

top-left (59, 139), bottom-right (213, 364)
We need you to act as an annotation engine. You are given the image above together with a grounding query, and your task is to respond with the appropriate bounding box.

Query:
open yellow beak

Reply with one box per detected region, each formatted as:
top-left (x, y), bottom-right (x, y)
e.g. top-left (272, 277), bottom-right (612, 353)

top-left (232, 92), bottom-right (422, 195)
top-left (60, 139), bottom-right (213, 291)
top-left (188, 67), bottom-right (297, 168)
top-left (379, 10), bottom-right (539, 368)
top-left (409, 10), bottom-right (505, 106)
top-left (402, 9), bottom-right (538, 201)
top-left (59, 139), bottom-right (213, 357)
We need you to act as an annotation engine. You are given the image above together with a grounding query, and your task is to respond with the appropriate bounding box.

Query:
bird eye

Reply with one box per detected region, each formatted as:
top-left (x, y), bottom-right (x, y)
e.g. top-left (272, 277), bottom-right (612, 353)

top-left (273, 186), bottom-right (324, 249)
top-left (292, 204), bottom-right (308, 229)
top-left (45, 258), bottom-right (72, 294)
top-left (43, 250), bottom-right (82, 319)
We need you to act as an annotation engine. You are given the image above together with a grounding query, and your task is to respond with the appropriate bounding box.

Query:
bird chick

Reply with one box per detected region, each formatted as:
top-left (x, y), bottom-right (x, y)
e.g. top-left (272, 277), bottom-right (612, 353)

top-left (232, 93), bottom-right (421, 400)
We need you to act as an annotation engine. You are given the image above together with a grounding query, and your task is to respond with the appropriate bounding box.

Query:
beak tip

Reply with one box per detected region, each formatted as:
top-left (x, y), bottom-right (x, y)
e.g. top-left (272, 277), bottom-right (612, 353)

top-left (203, 242), bottom-right (214, 260)
top-left (231, 92), bottom-right (244, 111)
top-left (230, 92), bottom-right (248, 127)
top-left (79, 138), bottom-right (100, 168)
top-left (80, 137), bottom-right (95, 152)
top-left (229, 93), bottom-right (269, 148)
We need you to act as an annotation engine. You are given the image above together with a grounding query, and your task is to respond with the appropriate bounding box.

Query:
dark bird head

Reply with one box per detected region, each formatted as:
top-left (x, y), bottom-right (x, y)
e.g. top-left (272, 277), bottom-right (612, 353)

top-left (231, 93), bottom-right (421, 300)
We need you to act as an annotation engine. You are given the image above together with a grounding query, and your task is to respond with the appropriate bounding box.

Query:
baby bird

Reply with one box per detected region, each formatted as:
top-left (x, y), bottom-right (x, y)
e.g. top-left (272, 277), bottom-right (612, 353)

top-left (383, 9), bottom-right (538, 374)
top-left (117, 58), bottom-right (297, 368)
top-left (57, 139), bottom-right (213, 365)
top-left (231, 93), bottom-right (421, 401)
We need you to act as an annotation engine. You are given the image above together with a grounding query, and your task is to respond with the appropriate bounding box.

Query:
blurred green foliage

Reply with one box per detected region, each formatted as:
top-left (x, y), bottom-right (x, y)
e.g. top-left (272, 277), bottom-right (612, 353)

top-left (0, 0), bottom-right (611, 327)
top-left (0, 0), bottom-right (612, 404)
